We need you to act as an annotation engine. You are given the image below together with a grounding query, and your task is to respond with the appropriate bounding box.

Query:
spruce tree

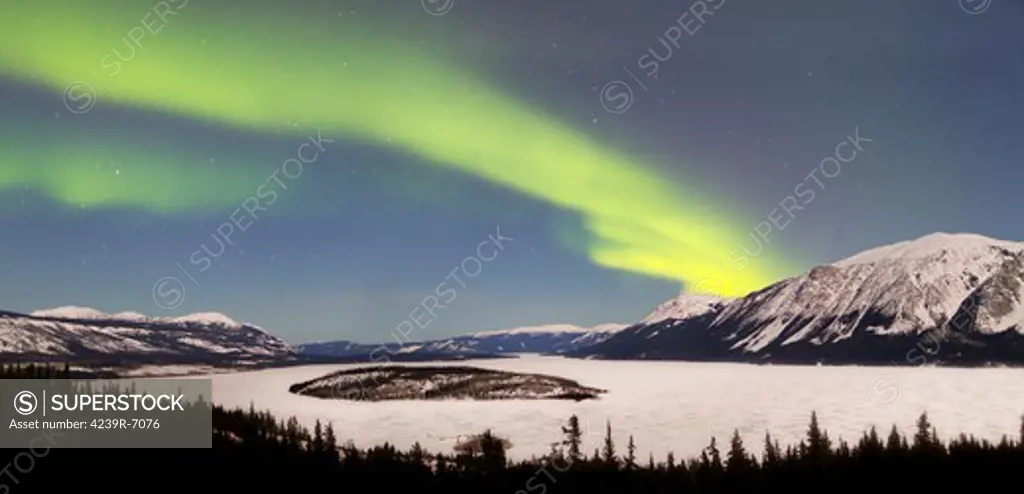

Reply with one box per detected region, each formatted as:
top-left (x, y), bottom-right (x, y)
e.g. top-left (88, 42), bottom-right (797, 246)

top-left (913, 412), bottom-right (935, 452)
top-left (806, 411), bottom-right (832, 459)
top-left (706, 436), bottom-right (723, 472)
top-left (324, 422), bottom-right (340, 462)
top-left (1018, 414), bottom-right (1023, 448)
top-left (886, 425), bottom-right (903, 452)
top-left (763, 431), bottom-right (780, 467)
top-left (601, 420), bottom-right (617, 467)
top-left (727, 429), bottom-right (751, 472)
top-left (479, 429), bottom-right (507, 472)
top-left (285, 417), bottom-right (303, 450)
top-left (408, 441), bottom-right (426, 467)
top-left (311, 419), bottom-right (325, 454)
top-left (864, 426), bottom-right (882, 452)
top-left (561, 415), bottom-right (582, 463)
top-left (626, 435), bottom-right (637, 470)
top-left (837, 439), bottom-right (851, 458)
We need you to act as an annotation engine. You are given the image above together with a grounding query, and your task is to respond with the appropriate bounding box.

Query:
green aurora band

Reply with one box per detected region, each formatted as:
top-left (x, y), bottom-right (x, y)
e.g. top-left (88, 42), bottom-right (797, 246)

top-left (0, 113), bottom-right (271, 214)
top-left (0, 0), bottom-right (794, 295)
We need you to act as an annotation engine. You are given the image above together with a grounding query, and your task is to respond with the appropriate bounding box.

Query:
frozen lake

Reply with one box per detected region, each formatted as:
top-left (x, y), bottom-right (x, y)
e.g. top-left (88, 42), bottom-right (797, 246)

top-left (201, 355), bottom-right (1024, 461)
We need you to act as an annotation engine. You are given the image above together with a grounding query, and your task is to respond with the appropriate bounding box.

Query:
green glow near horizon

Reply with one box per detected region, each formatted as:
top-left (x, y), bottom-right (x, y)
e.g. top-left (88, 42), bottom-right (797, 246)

top-left (0, 0), bottom-right (793, 295)
top-left (0, 127), bottom-right (264, 213)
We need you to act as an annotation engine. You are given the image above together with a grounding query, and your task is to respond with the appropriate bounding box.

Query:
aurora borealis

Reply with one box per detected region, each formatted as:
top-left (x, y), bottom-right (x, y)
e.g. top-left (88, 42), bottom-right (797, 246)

top-left (2, 0), bottom-right (1022, 341)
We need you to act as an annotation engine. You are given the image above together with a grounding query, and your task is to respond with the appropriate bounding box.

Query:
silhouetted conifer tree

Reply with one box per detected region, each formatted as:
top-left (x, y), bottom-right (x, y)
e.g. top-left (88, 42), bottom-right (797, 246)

top-left (478, 429), bottom-right (507, 472)
top-left (626, 435), bottom-right (637, 470)
top-left (913, 412), bottom-right (937, 452)
top-left (435, 452), bottom-right (449, 474)
top-left (763, 431), bottom-right (781, 468)
top-left (837, 439), bottom-right (851, 458)
top-left (806, 411), bottom-right (832, 460)
top-left (562, 415), bottom-right (582, 462)
top-left (706, 436), bottom-right (723, 472)
top-left (324, 422), bottom-right (339, 462)
top-left (727, 429), bottom-right (752, 472)
top-left (310, 419), bottom-right (325, 454)
top-left (861, 425), bottom-right (883, 455)
top-left (700, 447), bottom-right (712, 469)
top-left (602, 419), bottom-right (617, 467)
top-left (409, 441), bottom-right (426, 465)
top-left (1019, 415), bottom-right (1023, 448)
top-left (886, 425), bottom-right (903, 452)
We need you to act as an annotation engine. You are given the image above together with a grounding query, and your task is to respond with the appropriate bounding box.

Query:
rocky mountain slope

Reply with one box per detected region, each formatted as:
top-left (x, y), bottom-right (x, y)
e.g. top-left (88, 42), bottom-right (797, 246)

top-left (0, 307), bottom-right (294, 364)
top-left (575, 233), bottom-right (1024, 365)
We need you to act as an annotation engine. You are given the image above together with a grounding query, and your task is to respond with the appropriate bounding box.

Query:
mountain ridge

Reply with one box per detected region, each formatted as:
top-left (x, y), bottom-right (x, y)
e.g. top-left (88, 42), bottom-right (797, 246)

top-left (575, 232), bottom-right (1024, 365)
top-left (6, 232), bottom-right (1023, 367)
top-left (0, 307), bottom-right (292, 364)
top-left (297, 322), bottom-right (631, 358)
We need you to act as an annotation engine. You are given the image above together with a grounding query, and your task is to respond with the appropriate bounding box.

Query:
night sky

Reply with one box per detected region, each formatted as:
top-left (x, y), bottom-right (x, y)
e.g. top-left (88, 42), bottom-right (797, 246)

top-left (1, 0), bottom-right (1022, 343)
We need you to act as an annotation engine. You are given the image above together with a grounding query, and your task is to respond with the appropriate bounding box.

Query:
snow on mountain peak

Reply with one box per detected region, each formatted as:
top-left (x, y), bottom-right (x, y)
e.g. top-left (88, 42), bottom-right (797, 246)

top-left (111, 311), bottom-right (149, 321)
top-left (642, 293), bottom-right (725, 324)
top-left (27, 307), bottom-right (246, 328)
top-left (470, 323), bottom-right (628, 338)
top-left (590, 323), bottom-right (630, 333)
top-left (471, 324), bottom-right (590, 337)
top-left (834, 232), bottom-right (1023, 267)
top-left (169, 312), bottom-right (241, 327)
top-left (30, 306), bottom-right (108, 320)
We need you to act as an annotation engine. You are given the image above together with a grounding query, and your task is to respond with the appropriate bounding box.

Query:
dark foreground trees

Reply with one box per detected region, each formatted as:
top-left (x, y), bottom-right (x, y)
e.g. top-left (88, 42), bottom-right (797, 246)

top-left (1, 363), bottom-right (1022, 493)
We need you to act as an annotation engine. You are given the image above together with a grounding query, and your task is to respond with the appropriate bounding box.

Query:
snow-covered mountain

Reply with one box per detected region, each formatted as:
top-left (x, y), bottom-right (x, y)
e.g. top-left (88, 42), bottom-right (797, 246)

top-left (576, 233), bottom-right (1024, 365)
top-left (641, 294), bottom-right (727, 324)
top-left (0, 307), bottom-right (294, 363)
top-left (298, 323), bottom-right (630, 358)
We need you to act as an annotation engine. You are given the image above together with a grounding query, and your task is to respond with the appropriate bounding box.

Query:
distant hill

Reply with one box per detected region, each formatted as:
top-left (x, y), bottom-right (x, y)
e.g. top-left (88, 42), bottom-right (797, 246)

top-left (297, 322), bottom-right (629, 358)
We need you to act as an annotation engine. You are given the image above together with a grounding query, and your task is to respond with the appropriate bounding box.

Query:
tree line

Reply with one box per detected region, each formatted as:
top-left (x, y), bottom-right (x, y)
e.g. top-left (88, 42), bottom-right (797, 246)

top-left (1, 363), bottom-right (1021, 493)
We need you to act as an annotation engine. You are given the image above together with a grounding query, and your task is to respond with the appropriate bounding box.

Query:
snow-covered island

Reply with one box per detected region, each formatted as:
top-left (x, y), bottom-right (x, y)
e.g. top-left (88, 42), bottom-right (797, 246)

top-left (288, 365), bottom-right (606, 401)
